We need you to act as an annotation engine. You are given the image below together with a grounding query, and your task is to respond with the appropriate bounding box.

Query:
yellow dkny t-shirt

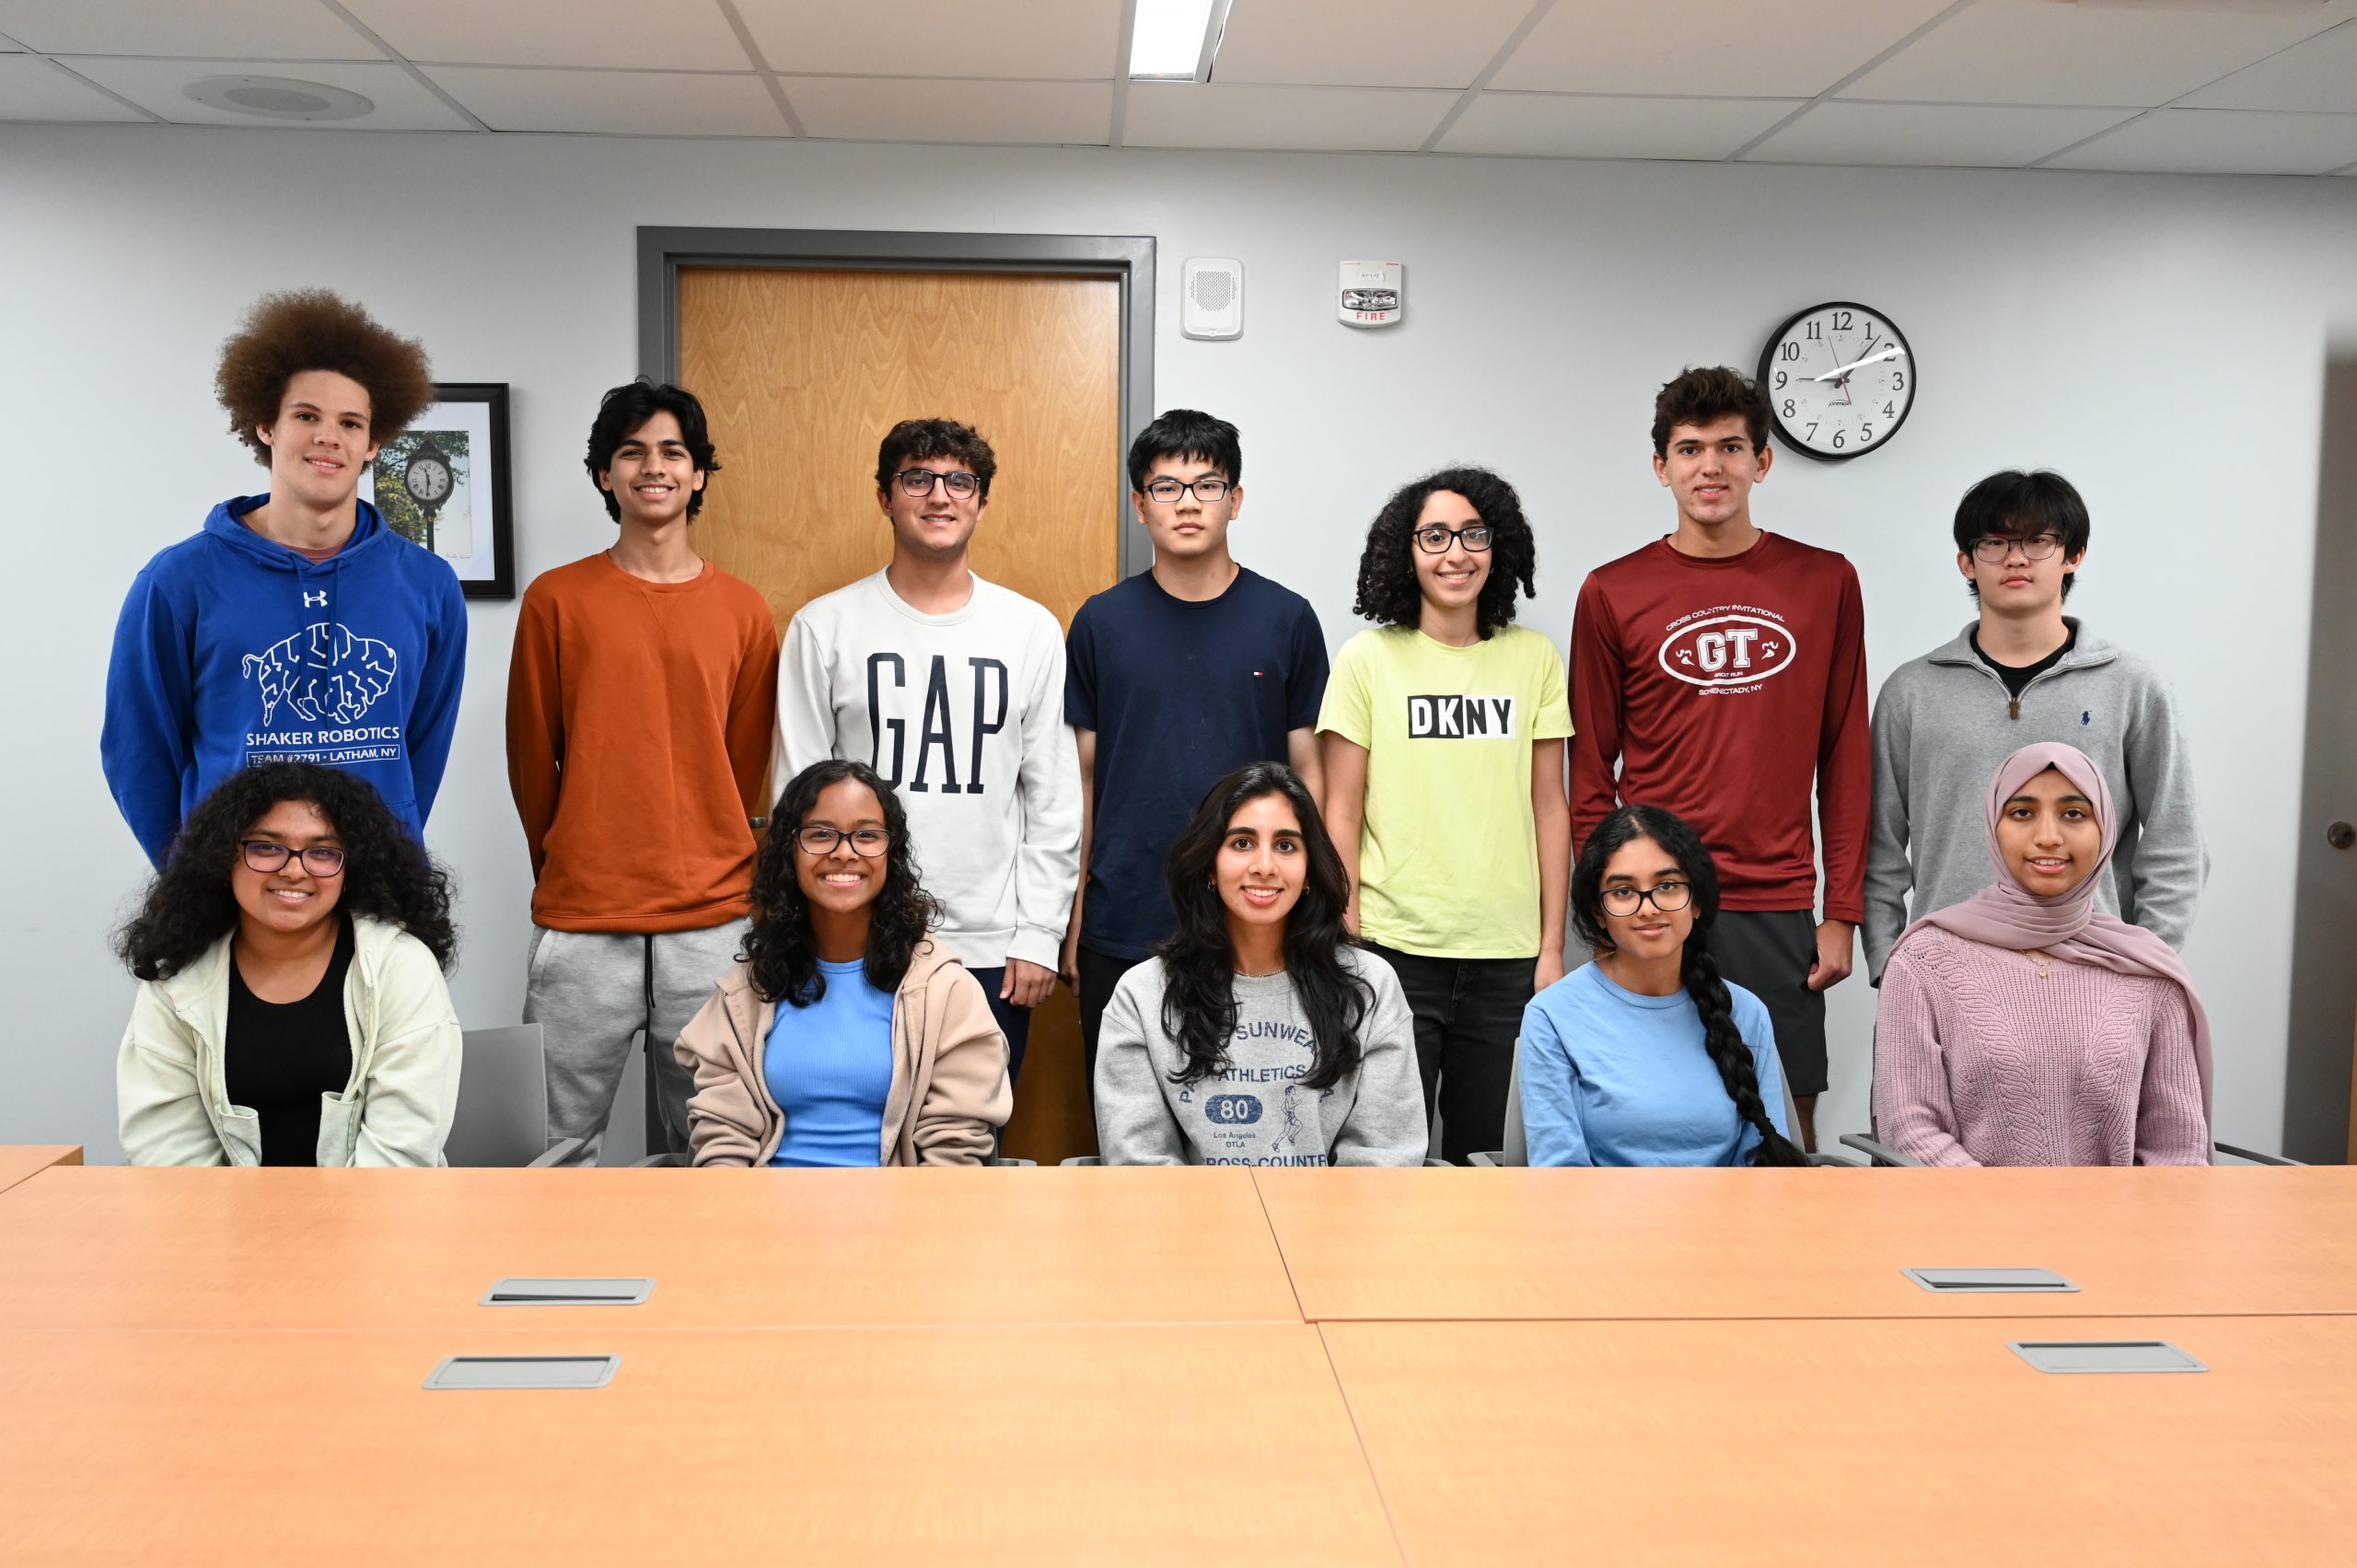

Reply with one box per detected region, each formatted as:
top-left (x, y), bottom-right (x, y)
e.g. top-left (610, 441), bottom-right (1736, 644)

top-left (1317, 624), bottom-right (1573, 958)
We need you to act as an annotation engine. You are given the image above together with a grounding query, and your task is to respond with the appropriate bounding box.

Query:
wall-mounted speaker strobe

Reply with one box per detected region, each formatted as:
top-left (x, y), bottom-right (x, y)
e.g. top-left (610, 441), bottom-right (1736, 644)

top-left (1181, 257), bottom-right (1244, 340)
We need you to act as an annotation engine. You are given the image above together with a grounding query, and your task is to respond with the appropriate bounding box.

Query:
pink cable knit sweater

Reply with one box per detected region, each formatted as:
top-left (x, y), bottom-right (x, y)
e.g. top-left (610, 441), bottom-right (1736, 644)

top-left (1873, 926), bottom-right (2209, 1167)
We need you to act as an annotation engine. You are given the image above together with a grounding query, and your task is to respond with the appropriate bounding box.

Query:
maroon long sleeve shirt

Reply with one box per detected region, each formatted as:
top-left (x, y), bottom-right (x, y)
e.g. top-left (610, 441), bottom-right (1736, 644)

top-left (1568, 532), bottom-right (1870, 923)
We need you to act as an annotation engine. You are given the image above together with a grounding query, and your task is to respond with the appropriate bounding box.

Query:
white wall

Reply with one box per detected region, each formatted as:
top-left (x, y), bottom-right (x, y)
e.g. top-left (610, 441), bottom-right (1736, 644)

top-left (6, 124), bottom-right (2351, 1160)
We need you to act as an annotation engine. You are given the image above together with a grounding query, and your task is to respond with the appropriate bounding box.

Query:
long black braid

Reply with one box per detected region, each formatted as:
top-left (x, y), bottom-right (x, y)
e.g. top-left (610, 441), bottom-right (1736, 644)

top-left (1572, 805), bottom-right (1812, 1168)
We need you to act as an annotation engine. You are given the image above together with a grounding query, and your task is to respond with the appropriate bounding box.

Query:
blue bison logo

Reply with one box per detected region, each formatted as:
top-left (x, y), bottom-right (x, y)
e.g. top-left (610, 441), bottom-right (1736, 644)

top-left (243, 622), bottom-right (400, 726)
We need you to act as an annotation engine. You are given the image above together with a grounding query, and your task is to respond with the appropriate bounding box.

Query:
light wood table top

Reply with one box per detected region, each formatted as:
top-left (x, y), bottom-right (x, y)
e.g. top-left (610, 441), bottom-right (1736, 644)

top-left (1254, 1166), bottom-right (2357, 1320)
top-left (1323, 1315), bottom-right (2357, 1567)
top-left (0, 1165), bottom-right (1304, 1331)
top-left (0, 1322), bottom-right (1399, 1566)
top-left (0, 1144), bottom-right (79, 1196)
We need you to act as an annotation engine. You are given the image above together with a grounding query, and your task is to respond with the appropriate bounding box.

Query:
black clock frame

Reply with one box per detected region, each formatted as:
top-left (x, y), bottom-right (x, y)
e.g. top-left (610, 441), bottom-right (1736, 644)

top-left (1756, 300), bottom-right (1915, 464)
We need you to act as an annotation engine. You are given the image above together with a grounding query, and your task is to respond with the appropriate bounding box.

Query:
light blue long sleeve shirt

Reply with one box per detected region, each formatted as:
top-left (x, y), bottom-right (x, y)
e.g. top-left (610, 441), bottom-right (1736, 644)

top-left (1518, 962), bottom-right (1788, 1167)
top-left (764, 958), bottom-right (895, 1167)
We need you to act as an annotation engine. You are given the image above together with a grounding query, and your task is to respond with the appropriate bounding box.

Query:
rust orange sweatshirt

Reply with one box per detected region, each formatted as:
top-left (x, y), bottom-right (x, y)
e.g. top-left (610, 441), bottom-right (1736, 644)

top-left (506, 553), bottom-right (779, 933)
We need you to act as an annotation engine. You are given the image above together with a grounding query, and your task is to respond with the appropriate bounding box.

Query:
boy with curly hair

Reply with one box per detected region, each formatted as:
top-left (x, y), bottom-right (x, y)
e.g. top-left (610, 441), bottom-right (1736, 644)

top-left (103, 290), bottom-right (467, 866)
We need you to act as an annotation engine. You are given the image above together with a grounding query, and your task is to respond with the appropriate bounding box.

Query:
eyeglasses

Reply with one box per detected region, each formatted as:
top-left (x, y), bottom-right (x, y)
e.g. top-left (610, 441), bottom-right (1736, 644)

top-left (795, 825), bottom-right (890, 858)
top-left (240, 840), bottom-right (346, 877)
top-left (1970, 532), bottom-right (2065, 563)
top-left (1412, 523), bottom-right (1492, 554)
top-left (893, 468), bottom-right (981, 499)
top-left (1599, 881), bottom-right (1690, 917)
top-left (1143, 476), bottom-right (1233, 505)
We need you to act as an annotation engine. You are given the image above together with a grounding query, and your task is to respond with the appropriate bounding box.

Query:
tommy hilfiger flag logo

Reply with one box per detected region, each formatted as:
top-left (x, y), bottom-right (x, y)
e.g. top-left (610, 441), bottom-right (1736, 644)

top-left (1406, 695), bottom-right (1517, 738)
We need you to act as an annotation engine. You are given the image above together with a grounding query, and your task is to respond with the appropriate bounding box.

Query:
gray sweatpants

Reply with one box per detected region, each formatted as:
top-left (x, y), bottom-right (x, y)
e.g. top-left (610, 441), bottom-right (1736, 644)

top-left (524, 920), bottom-right (749, 1166)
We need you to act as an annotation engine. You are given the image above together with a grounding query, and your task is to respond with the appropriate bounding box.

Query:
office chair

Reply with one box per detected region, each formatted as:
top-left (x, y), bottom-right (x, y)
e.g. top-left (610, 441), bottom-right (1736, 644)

top-left (446, 1023), bottom-right (577, 1167)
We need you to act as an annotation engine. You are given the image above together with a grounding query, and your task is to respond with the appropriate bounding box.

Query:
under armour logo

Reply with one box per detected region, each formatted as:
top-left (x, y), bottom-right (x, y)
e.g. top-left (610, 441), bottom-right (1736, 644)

top-left (304, 590), bottom-right (328, 608)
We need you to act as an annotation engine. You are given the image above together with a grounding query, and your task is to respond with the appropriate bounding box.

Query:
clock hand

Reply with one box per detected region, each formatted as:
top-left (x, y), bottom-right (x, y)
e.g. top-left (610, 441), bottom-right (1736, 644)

top-left (1809, 344), bottom-right (1908, 382)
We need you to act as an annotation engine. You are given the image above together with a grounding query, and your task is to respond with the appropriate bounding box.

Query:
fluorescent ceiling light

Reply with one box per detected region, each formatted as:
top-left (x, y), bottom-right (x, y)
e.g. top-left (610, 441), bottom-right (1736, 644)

top-left (1128, 0), bottom-right (1234, 82)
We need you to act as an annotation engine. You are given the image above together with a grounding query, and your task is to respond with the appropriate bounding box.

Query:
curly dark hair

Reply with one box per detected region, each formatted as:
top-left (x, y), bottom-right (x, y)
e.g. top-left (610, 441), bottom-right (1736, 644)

top-left (115, 762), bottom-right (457, 981)
top-left (1155, 763), bottom-right (1370, 1091)
top-left (1570, 806), bottom-right (1809, 1168)
top-left (1350, 466), bottom-right (1538, 640)
top-left (744, 760), bottom-right (943, 1007)
top-left (215, 290), bottom-right (434, 465)
top-left (1651, 366), bottom-right (1769, 458)
top-left (875, 418), bottom-right (996, 498)
top-left (584, 380), bottom-right (722, 523)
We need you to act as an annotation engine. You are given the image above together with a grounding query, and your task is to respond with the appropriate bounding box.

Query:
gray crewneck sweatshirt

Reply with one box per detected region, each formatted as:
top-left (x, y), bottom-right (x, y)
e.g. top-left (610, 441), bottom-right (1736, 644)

top-left (1094, 947), bottom-right (1427, 1167)
top-left (1863, 619), bottom-right (2207, 981)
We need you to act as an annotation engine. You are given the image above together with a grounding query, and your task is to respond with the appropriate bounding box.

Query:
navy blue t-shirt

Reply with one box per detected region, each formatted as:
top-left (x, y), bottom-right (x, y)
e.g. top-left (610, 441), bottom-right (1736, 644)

top-left (1066, 566), bottom-right (1329, 959)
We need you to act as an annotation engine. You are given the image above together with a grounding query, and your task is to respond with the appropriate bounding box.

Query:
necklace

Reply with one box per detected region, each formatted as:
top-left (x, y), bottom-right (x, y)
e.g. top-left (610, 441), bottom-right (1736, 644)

top-left (2021, 949), bottom-right (2050, 981)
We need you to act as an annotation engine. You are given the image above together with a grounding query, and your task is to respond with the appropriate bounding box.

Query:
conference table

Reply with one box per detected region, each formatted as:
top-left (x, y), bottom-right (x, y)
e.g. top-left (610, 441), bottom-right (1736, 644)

top-left (3, 1154), bottom-right (2350, 1564)
top-left (0, 1142), bottom-right (78, 1196)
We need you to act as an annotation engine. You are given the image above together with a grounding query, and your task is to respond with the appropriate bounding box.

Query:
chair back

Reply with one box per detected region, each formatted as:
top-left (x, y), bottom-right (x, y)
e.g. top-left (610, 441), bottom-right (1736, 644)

top-left (1502, 1041), bottom-right (1528, 1167)
top-left (445, 1024), bottom-right (548, 1167)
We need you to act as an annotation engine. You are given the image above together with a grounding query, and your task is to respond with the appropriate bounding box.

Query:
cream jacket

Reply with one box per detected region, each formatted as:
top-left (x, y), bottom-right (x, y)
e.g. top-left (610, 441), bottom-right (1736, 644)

top-left (673, 937), bottom-right (1011, 1167)
top-left (116, 916), bottom-right (463, 1167)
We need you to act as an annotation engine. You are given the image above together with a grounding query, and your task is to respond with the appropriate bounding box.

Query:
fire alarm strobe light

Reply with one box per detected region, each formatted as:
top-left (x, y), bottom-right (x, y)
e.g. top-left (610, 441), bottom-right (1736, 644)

top-left (1339, 261), bottom-right (1402, 329)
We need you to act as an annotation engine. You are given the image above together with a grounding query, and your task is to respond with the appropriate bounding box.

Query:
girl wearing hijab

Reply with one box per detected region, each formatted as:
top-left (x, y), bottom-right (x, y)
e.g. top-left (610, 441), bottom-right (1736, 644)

top-left (1873, 741), bottom-right (2210, 1167)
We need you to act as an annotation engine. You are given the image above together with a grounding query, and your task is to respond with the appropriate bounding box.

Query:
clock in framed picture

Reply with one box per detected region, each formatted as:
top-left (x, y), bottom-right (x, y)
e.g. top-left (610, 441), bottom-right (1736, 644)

top-left (1757, 303), bottom-right (1914, 462)
top-left (364, 381), bottom-right (516, 598)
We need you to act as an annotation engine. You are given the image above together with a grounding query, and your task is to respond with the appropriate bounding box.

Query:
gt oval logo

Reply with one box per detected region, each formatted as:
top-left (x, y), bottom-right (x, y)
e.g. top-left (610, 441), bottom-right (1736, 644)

top-left (1657, 614), bottom-right (1798, 688)
top-left (1204, 1095), bottom-right (1263, 1126)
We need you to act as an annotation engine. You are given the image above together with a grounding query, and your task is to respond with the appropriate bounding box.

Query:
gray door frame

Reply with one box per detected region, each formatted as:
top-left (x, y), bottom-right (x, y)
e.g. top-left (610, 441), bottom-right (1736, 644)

top-left (636, 225), bottom-right (1156, 575)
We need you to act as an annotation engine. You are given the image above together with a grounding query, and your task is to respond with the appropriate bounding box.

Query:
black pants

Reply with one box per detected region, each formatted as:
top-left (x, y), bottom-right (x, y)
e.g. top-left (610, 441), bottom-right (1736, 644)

top-left (1710, 910), bottom-right (1828, 1098)
top-left (1076, 945), bottom-right (1146, 1088)
top-left (1358, 943), bottom-right (1536, 1165)
top-left (966, 966), bottom-right (1035, 1086)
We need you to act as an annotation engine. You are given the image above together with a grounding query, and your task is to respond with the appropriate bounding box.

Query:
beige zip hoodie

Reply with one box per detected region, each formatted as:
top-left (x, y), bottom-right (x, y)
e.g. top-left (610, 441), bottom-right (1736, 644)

top-left (116, 915), bottom-right (462, 1167)
top-left (673, 936), bottom-right (1012, 1167)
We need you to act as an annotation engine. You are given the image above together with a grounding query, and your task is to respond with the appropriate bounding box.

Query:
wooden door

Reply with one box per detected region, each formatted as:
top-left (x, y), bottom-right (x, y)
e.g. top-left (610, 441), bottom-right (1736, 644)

top-left (679, 266), bottom-right (1122, 1163)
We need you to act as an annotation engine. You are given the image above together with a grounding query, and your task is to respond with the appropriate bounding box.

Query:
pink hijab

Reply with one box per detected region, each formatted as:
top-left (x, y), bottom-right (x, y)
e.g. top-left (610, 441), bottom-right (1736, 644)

top-left (1889, 740), bottom-right (2212, 1117)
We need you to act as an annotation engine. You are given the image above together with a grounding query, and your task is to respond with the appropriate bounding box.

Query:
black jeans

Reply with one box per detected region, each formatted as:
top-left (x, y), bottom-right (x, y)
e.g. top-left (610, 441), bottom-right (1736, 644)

top-left (1075, 945), bottom-right (1146, 1088)
top-left (1358, 943), bottom-right (1536, 1165)
top-left (965, 967), bottom-right (1035, 1086)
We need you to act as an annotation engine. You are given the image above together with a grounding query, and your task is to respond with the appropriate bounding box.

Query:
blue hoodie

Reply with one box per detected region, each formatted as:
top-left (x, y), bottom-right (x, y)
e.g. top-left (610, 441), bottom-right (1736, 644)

top-left (102, 495), bottom-right (469, 865)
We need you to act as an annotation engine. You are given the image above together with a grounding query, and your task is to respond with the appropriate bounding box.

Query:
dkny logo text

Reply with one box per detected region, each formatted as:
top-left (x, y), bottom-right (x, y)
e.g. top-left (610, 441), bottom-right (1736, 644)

top-left (1405, 694), bottom-right (1517, 739)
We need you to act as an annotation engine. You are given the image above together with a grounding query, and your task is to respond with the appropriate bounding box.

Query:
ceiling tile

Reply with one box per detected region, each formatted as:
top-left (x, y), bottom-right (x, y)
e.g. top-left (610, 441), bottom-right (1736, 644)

top-left (424, 66), bottom-right (784, 135)
top-left (784, 76), bottom-right (1109, 143)
top-left (0, 54), bottom-right (147, 120)
top-left (1842, 0), bottom-right (2357, 109)
top-left (62, 56), bottom-right (475, 130)
top-left (2185, 19), bottom-right (2357, 112)
top-left (343, 0), bottom-right (753, 72)
top-left (1121, 81), bottom-right (1456, 150)
top-left (1439, 92), bottom-right (1797, 160)
top-left (1214, 0), bottom-right (1536, 89)
top-left (734, 0), bottom-right (1113, 79)
top-left (1492, 0), bottom-right (1955, 98)
top-left (2042, 107), bottom-right (2357, 175)
top-left (0, 0), bottom-right (377, 60)
top-left (1741, 100), bottom-right (2137, 168)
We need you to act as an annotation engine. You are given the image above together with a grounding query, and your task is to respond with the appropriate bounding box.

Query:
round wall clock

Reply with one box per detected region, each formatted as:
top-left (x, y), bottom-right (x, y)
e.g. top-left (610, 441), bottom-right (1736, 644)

top-left (1757, 302), bottom-right (1915, 462)
top-left (404, 444), bottom-right (453, 505)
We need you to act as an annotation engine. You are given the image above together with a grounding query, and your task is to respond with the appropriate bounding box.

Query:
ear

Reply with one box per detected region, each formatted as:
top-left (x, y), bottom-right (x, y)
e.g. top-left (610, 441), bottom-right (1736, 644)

top-left (876, 487), bottom-right (892, 518)
top-left (1956, 552), bottom-right (1976, 581)
top-left (1752, 443), bottom-right (1773, 481)
top-left (597, 469), bottom-right (614, 494)
top-left (691, 469), bottom-right (707, 494)
top-left (1652, 452), bottom-right (1669, 487)
top-left (1226, 483), bottom-right (1244, 522)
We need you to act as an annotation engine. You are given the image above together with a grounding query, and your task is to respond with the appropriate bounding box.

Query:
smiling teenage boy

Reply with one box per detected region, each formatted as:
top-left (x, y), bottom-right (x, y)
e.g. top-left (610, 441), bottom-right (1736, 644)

top-left (772, 419), bottom-right (1078, 1083)
top-left (507, 381), bottom-right (779, 1164)
top-left (1568, 366), bottom-right (1869, 1149)
top-left (104, 290), bottom-right (466, 866)
top-left (1062, 410), bottom-right (1329, 1076)
top-left (1862, 470), bottom-right (2204, 983)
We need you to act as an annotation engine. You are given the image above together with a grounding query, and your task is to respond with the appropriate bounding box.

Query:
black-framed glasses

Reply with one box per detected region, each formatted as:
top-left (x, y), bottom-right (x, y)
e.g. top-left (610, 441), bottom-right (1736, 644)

top-left (1971, 532), bottom-right (2064, 563)
top-left (1412, 523), bottom-right (1492, 554)
top-left (1143, 476), bottom-right (1233, 504)
top-left (1599, 881), bottom-right (1690, 917)
top-left (795, 825), bottom-right (890, 858)
top-left (240, 840), bottom-right (346, 877)
top-left (894, 468), bottom-right (981, 499)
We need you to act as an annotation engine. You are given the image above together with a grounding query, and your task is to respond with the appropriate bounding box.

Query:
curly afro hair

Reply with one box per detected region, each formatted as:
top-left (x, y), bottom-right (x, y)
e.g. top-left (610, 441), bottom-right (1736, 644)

top-left (215, 290), bottom-right (434, 465)
top-left (116, 761), bottom-right (458, 982)
top-left (745, 759), bottom-right (944, 1007)
top-left (1349, 466), bottom-right (1538, 640)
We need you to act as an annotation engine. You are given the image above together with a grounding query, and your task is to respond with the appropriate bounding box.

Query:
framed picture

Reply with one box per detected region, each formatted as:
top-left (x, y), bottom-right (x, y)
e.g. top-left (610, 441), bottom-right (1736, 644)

top-left (362, 382), bottom-right (515, 599)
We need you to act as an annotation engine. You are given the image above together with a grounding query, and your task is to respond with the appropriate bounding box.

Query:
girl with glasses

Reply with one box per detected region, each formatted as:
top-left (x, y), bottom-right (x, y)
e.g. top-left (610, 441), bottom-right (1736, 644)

top-left (672, 759), bottom-right (1011, 1166)
top-left (1518, 805), bottom-right (1809, 1167)
top-left (1873, 742), bottom-right (2210, 1166)
top-left (114, 761), bottom-right (461, 1167)
top-left (1095, 763), bottom-right (1425, 1167)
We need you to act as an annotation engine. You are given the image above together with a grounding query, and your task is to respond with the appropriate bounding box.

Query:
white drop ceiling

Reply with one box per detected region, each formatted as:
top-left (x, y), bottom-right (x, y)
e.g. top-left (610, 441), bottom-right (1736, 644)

top-left (3, 0), bottom-right (2356, 177)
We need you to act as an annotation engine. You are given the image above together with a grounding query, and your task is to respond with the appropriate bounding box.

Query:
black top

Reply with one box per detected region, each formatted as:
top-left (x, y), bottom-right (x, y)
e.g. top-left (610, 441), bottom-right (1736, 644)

top-left (225, 917), bottom-right (357, 1167)
top-left (1970, 624), bottom-right (2077, 700)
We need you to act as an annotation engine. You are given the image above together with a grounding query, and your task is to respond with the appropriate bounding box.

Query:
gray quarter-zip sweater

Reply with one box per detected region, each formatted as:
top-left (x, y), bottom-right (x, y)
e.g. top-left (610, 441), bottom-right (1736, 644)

top-left (1863, 619), bottom-right (2206, 981)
